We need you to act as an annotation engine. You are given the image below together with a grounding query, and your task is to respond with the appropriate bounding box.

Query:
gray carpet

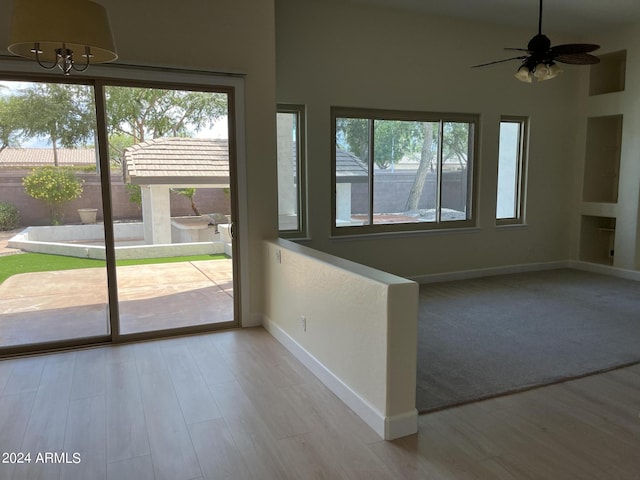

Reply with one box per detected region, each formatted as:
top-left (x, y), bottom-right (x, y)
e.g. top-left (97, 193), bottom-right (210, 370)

top-left (417, 268), bottom-right (640, 413)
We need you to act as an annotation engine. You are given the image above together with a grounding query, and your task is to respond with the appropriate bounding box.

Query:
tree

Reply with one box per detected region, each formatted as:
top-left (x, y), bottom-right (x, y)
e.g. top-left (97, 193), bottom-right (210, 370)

top-left (10, 83), bottom-right (96, 165)
top-left (23, 167), bottom-right (83, 224)
top-left (1, 82), bottom-right (228, 166)
top-left (172, 188), bottom-right (200, 215)
top-left (443, 122), bottom-right (469, 169)
top-left (336, 117), bottom-right (370, 164)
top-left (404, 122), bottom-right (437, 212)
top-left (105, 86), bottom-right (227, 164)
top-left (374, 120), bottom-right (423, 170)
top-left (0, 96), bottom-right (23, 152)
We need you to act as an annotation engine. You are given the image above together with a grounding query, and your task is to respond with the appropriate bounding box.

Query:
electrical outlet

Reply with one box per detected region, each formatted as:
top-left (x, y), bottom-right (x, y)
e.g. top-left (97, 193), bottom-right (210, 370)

top-left (300, 315), bottom-right (306, 332)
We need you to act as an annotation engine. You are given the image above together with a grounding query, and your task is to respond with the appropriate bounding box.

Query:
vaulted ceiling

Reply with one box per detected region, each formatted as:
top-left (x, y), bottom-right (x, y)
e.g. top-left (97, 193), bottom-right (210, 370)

top-left (344, 0), bottom-right (640, 36)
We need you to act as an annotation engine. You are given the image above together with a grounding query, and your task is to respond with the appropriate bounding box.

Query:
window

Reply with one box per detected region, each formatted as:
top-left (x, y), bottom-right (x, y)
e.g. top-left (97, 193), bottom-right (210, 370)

top-left (332, 108), bottom-right (477, 235)
top-left (496, 117), bottom-right (528, 225)
top-left (276, 104), bottom-right (306, 237)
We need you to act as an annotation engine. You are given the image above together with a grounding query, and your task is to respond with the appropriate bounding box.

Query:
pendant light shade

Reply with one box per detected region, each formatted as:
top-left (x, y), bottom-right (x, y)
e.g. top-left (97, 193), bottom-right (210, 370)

top-left (8, 0), bottom-right (117, 74)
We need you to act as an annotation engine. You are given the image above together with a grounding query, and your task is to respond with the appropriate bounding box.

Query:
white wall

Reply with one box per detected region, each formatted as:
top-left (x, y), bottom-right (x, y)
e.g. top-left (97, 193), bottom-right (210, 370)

top-left (0, 0), bottom-right (278, 324)
top-left (263, 239), bottom-right (418, 440)
top-left (570, 25), bottom-right (640, 270)
top-left (276, 0), bottom-right (584, 278)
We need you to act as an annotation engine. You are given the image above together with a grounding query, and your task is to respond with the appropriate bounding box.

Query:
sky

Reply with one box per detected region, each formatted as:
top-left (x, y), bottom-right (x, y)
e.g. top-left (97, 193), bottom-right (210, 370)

top-left (1, 80), bottom-right (229, 149)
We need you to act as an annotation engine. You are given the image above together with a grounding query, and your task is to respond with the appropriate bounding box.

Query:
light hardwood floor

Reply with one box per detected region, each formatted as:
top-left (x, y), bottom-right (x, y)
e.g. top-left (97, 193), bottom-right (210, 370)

top-left (1, 327), bottom-right (639, 479)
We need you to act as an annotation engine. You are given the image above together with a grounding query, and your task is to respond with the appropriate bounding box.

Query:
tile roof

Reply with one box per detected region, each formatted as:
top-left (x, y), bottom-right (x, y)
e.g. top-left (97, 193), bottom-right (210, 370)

top-left (123, 137), bottom-right (230, 186)
top-left (0, 148), bottom-right (97, 167)
top-left (336, 148), bottom-right (368, 182)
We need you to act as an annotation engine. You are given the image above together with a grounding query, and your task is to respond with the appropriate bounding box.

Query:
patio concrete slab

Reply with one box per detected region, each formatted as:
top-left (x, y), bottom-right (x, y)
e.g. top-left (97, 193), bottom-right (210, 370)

top-left (0, 260), bottom-right (233, 347)
top-left (0, 229), bottom-right (24, 257)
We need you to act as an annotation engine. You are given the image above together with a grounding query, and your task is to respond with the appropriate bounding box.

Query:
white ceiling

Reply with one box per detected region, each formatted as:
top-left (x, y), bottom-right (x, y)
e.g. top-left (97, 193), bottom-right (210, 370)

top-left (344, 0), bottom-right (640, 36)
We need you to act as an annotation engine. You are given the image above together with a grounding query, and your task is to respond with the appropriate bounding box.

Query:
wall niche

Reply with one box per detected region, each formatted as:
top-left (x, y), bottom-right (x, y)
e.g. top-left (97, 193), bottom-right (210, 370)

top-left (582, 115), bottom-right (622, 203)
top-left (580, 215), bottom-right (616, 265)
top-left (589, 50), bottom-right (626, 96)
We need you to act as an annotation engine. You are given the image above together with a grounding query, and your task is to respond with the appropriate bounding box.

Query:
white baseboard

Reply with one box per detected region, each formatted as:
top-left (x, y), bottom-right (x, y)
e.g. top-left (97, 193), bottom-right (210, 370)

top-left (568, 261), bottom-right (640, 282)
top-left (242, 312), bottom-right (263, 328)
top-left (263, 316), bottom-right (417, 440)
top-left (409, 261), bottom-right (570, 284)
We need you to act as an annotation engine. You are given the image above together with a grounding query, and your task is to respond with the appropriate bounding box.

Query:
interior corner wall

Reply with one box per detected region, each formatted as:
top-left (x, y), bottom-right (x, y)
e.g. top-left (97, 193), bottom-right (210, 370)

top-left (576, 25), bottom-right (640, 271)
top-left (275, 0), bottom-right (583, 278)
top-left (0, 0), bottom-right (278, 322)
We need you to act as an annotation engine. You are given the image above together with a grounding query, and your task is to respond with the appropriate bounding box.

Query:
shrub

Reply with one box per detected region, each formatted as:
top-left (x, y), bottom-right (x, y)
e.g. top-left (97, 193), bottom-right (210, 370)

top-left (0, 201), bottom-right (19, 231)
top-left (125, 183), bottom-right (142, 208)
top-left (23, 166), bottom-right (83, 225)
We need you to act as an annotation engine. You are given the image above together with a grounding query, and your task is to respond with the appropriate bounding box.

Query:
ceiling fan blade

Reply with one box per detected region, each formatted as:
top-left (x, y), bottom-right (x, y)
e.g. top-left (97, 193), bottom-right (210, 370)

top-left (555, 53), bottom-right (600, 65)
top-left (472, 56), bottom-right (527, 68)
top-left (551, 43), bottom-right (600, 55)
top-left (504, 48), bottom-right (530, 52)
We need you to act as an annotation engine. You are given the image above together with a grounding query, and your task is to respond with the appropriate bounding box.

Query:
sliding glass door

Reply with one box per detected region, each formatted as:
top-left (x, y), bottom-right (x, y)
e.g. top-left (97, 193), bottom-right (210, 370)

top-left (0, 68), bottom-right (241, 355)
top-left (103, 84), bottom-right (236, 336)
top-left (0, 79), bottom-right (110, 350)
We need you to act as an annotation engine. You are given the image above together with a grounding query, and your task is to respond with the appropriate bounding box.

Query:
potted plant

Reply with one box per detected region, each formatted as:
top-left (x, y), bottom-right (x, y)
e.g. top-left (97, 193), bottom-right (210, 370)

top-left (78, 208), bottom-right (98, 224)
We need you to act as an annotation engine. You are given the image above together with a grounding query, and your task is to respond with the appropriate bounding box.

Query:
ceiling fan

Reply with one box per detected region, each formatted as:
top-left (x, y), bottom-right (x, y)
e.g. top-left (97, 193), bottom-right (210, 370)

top-left (473, 0), bottom-right (601, 82)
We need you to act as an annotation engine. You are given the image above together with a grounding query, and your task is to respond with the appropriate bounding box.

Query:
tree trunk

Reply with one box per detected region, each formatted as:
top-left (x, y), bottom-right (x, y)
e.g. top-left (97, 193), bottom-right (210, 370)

top-left (190, 197), bottom-right (200, 216)
top-left (51, 133), bottom-right (59, 167)
top-left (405, 123), bottom-right (434, 212)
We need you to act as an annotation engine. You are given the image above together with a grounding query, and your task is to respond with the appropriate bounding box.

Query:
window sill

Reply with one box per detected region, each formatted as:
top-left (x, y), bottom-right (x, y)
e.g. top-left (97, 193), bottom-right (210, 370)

top-left (330, 226), bottom-right (481, 241)
top-left (495, 222), bottom-right (528, 230)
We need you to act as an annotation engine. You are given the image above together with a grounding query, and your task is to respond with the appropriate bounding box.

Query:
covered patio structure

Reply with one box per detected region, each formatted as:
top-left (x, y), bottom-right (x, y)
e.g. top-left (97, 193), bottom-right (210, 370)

top-left (123, 137), bottom-right (231, 246)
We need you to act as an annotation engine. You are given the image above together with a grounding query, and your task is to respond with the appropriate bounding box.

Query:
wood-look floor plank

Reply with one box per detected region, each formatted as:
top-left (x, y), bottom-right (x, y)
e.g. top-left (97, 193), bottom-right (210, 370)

top-left (104, 343), bottom-right (136, 365)
top-left (105, 361), bottom-right (149, 463)
top-left (2, 356), bottom-right (44, 395)
top-left (0, 359), bottom-right (12, 394)
top-left (447, 396), bottom-right (616, 479)
top-left (134, 340), bottom-right (168, 375)
top-left (106, 455), bottom-right (155, 480)
top-left (233, 360), bottom-right (311, 440)
top-left (138, 369), bottom-right (202, 480)
top-left (209, 380), bottom-right (293, 479)
top-left (281, 376), bottom-right (382, 445)
top-left (188, 418), bottom-right (253, 480)
top-left (161, 343), bottom-right (222, 425)
top-left (13, 353), bottom-right (76, 480)
top-left (61, 395), bottom-right (107, 480)
top-left (70, 347), bottom-right (106, 400)
top-left (2, 328), bottom-right (640, 479)
top-left (279, 429), bottom-right (399, 480)
top-left (508, 386), bottom-right (639, 478)
top-left (0, 392), bottom-right (35, 480)
top-left (189, 339), bottom-right (237, 387)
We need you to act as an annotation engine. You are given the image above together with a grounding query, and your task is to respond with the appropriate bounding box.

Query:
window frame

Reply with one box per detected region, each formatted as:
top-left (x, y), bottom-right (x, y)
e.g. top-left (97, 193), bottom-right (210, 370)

top-left (276, 104), bottom-right (307, 238)
top-left (496, 116), bottom-right (528, 226)
top-left (331, 107), bottom-right (479, 236)
top-left (0, 57), bottom-right (247, 357)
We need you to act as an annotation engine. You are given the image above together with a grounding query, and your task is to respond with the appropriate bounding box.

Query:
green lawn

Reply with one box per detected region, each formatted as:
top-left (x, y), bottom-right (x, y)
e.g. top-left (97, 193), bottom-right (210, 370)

top-left (0, 253), bottom-right (228, 285)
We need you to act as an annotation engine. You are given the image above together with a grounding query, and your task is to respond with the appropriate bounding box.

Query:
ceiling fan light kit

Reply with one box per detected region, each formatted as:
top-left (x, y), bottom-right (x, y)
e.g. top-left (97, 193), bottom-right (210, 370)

top-left (474, 0), bottom-right (600, 83)
top-left (516, 61), bottom-right (563, 83)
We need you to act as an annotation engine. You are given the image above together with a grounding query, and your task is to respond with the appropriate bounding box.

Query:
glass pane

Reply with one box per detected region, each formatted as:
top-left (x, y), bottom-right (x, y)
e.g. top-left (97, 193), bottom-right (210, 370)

top-left (104, 85), bottom-right (234, 335)
top-left (0, 80), bottom-right (109, 348)
top-left (441, 122), bottom-right (471, 221)
top-left (373, 120), bottom-right (438, 224)
top-left (497, 121), bottom-right (522, 219)
top-left (276, 111), bottom-right (299, 231)
top-left (335, 117), bottom-right (370, 226)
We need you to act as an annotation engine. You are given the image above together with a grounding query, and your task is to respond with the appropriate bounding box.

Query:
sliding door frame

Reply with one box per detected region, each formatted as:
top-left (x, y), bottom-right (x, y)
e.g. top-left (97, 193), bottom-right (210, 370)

top-left (0, 57), bottom-right (248, 356)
